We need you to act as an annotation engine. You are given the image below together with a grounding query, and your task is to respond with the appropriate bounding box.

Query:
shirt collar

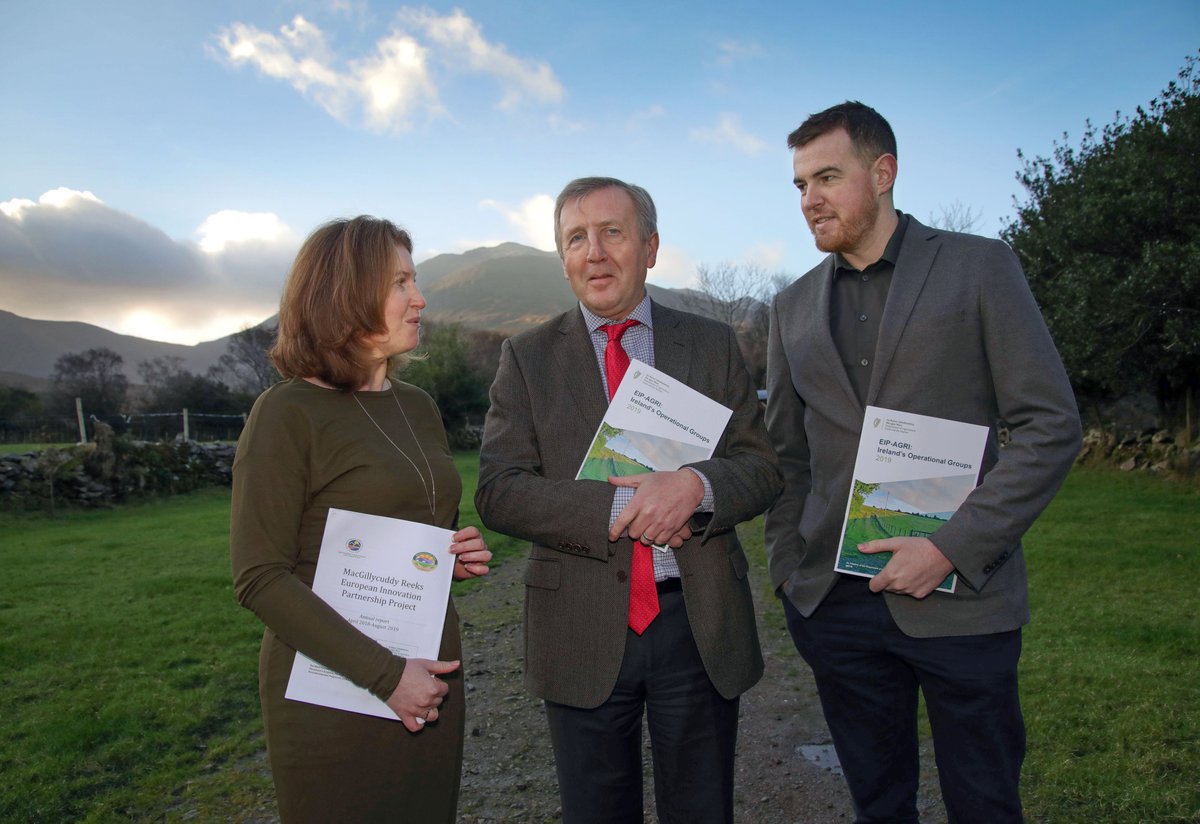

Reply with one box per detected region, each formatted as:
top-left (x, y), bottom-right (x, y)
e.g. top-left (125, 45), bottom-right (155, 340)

top-left (580, 292), bottom-right (654, 334)
top-left (834, 211), bottom-right (910, 274)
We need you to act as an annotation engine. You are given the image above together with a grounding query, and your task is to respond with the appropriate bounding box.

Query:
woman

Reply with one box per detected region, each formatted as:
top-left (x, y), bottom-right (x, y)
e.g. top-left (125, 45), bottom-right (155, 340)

top-left (230, 216), bottom-right (491, 822)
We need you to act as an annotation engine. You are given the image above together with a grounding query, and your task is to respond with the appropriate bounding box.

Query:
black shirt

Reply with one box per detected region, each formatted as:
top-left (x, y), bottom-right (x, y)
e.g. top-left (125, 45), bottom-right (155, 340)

top-left (830, 212), bottom-right (910, 405)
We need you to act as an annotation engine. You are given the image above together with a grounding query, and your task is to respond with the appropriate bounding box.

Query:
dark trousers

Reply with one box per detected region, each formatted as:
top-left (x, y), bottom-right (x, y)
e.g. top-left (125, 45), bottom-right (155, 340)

top-left (544, 584), bottom-right (740, 824)
top-left (784, 575), bottom-right (1025, 824)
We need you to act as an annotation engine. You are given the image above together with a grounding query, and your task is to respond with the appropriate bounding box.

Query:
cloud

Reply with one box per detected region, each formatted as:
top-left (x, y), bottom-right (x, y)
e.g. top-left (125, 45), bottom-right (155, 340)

top-left (196, 210), bottom-right (294, 254)
top-left (212, 10), bottom-right (562, 132)
top-left (0, 189), bottom-right (296, 344)
top-left (480, 194), bottom-right (556, 251)
top-left (0, 187), bottom-right (104, 220)
top-left (401, 8), bottom-right (563, 110)
top-left (742, 241), bottom-right (786, 270)
top-left (647, 243), bottom-right (696, 289)
top-left (689, 113), bottom-right (767, 156)
top-left (625, 104), bottom-right (666, 132)
top-left (712, 40), bottom-right (764, 67)
top-left (546, 113), bottom-right (585, 133)
top-left (213, 15), bottom-right (436, 132)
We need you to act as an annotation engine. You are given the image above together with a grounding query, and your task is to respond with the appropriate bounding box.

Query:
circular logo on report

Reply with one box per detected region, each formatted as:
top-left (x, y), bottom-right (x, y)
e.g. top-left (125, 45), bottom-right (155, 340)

top-left (412, 551), bottom-right (438, 572)
top-left (346, 539), bottom-right (363, 552)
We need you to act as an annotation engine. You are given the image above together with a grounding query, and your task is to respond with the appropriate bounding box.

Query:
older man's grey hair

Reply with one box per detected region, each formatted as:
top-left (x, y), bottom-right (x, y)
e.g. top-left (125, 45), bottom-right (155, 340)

top-left (553, 177), bottom-right (658, 257)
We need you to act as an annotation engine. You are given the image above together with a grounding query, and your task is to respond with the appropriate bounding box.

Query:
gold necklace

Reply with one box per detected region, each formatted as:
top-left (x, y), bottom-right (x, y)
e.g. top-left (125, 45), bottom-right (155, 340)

top-left (353, 386), bottom-right (436, 519)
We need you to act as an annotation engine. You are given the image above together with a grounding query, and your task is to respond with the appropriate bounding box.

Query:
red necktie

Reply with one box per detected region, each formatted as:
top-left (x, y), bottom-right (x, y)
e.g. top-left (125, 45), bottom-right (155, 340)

top-left (603, 320), bottom-right (659, 634)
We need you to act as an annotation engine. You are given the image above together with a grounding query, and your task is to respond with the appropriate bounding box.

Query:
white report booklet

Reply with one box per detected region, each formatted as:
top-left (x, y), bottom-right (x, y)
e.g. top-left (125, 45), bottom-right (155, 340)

top-left (285, 508), bottom-right (455, 720)
top-left (576, 358), bottom-right (731, 481)
top-left (575, 359), bottom-right (732, 552)
top-left (834, 406), bottom-right (989, 594)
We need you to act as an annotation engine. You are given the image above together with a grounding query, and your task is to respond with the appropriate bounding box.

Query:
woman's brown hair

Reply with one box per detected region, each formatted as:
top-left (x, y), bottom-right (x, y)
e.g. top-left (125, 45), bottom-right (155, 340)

top-left (270, 216), bottom-right (413, 391)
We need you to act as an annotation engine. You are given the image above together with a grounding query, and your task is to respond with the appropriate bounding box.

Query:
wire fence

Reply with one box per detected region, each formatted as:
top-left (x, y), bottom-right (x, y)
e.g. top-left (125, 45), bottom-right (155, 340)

top-left (0, 410), bottom-right (248, 445)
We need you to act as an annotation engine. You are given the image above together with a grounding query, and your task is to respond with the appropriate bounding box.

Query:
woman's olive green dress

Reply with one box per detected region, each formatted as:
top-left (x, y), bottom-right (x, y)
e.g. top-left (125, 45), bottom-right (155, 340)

top-left (231, 378), bottom-right (464, 822)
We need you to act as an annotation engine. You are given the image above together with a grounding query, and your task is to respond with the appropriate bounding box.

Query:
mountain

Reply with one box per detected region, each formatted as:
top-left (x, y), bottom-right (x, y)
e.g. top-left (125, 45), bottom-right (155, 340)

top-left (0, 309), bottom-right (235, 380)
top-left (419, 244), bottom-right (574, 333)
top-left (0, 242), bottom-right (708, 383)
top-left (418, 242), bottom-right (697, 333)
top-left (416, 241), bottom-right (541, 290)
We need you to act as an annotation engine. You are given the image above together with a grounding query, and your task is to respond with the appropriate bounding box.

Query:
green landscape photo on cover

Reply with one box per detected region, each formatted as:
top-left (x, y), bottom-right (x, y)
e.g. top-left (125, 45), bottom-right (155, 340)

top-left (838, 474), bottom-right (977, 591)
top-left (577, 422), bottom-right (709, 481)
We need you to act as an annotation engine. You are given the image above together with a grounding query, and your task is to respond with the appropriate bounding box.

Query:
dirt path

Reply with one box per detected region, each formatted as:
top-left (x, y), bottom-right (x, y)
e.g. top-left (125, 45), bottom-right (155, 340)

top-left (455, 551), bottom-right (945, 824)
top-left (200, 532), bottom-right (946, 822)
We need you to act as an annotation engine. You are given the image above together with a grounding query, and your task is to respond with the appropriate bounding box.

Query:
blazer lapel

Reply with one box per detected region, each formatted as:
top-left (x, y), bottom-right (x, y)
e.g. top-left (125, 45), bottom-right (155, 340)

top-left (806, 258), bottom-right (861, 412)
top-left (554, 309), bottom-right (610, 425)
top-left (868, 218), bottom-right (939, 404)
top-left (651, 302), bottom-right (692, 385)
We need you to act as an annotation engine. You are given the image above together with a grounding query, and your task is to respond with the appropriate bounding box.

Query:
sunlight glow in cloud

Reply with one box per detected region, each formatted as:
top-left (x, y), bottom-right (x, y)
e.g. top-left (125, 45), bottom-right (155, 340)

top-left (402, 8), bottom-right (563, 110)
top-left (0, 190), bottom-right (294, 345)
top-left (116, 308), bottom-right (269, 346)
top-left (353, 33), bottom-right (439, 129)
top-left (690, 113), bottom-right (767, 156)
top-left (480, 194), bottom-right (556, 251)
top-left (213, 9), bottom-right (562, 132)
top-left (196, 210), bottom-right (293, 254)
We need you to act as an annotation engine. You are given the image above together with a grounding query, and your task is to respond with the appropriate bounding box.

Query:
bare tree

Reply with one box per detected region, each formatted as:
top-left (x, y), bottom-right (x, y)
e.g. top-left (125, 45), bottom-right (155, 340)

top-left (138, 356), bottom-right (241, 413)
top-left (51, 347), bottom-right (129, 416)
top-left (215, 326), bottom-right (280, 395)
top-left (929, 201), bottom-right (982, 234)
top-left (687, 262), bottom-right (794, 387)
top-left (691, 261), bottom-right (769, 329)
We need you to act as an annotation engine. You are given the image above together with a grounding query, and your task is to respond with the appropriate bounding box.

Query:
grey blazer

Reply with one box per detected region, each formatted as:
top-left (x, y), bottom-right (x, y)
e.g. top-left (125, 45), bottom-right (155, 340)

top-left (764, 217), bottom-right (1082, 638)
top-left (476, 300), bottom-right (782, 708)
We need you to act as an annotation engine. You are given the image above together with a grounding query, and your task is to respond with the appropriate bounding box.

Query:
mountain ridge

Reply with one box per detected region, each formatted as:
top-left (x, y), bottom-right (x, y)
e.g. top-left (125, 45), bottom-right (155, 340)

top-left (0, 243), bottom-right (705, 380)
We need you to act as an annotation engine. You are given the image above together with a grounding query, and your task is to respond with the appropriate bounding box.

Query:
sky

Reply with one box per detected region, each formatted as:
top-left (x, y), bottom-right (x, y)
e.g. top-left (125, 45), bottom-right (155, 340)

top-left (1, 1), bottom-right (1196, 345)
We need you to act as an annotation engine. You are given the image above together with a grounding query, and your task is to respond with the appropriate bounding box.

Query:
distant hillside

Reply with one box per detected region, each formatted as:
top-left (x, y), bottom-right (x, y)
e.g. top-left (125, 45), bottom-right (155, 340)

top-left (420, 245), bottom-right (574, 333)
top-left (417, 242), bottom-right (541, 290)
top-left (0, 242), bottom-right (711, 384)
top-left (0, 309), bottom-right (234, 380)
top-left (418, 243), bottom-right (701, 334)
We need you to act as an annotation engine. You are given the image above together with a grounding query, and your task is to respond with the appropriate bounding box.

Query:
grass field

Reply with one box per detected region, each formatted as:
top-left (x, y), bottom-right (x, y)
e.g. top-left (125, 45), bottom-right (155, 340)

top-left (0, 487), bottom-right (262, 821)
top-left (0, 442), bottom-right (74, 455)
top-left (0, 464), bottom-right (1195, 821)
top-left (1019, 469), bottom-right (1200, 822)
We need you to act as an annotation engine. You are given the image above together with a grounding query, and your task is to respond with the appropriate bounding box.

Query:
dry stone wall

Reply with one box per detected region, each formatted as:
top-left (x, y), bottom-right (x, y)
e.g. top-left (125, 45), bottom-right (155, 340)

top-left (0, 437), bottom-right (236, 512)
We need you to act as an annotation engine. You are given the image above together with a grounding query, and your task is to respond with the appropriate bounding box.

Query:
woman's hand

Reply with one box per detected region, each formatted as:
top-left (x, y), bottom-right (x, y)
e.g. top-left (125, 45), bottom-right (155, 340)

top-left (386, 658), bottom-right (460, 733)
top-left (450, 526), bottom-right (492, 580)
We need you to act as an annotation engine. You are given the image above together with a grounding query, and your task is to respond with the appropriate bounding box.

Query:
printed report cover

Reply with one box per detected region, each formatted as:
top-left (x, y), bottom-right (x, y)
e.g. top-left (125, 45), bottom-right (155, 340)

top-left (834, 406), bottom-right (989, 594)
top-left (576, 358), bottom-right (731, 482)
top-left (285, 508), bottom-right (455, 720)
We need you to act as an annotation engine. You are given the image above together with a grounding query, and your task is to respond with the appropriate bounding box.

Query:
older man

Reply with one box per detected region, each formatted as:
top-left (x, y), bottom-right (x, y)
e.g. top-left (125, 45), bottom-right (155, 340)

top-left (477, 177), bottom-right (780, 823)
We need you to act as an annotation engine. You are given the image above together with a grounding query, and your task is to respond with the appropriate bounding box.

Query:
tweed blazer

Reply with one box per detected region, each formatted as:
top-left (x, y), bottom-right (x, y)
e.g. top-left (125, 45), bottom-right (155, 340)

top-left (763, 217), bottom-right (1082, 638)
top-left (476, 300), bottom-right (782, 708)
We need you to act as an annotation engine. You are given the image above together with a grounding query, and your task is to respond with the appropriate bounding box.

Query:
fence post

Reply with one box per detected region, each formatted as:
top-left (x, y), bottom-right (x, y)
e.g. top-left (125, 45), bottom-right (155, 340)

top-left (182, 408), bottom-right (190, 442)
top-left (75, 398), bottom-right (86, 444)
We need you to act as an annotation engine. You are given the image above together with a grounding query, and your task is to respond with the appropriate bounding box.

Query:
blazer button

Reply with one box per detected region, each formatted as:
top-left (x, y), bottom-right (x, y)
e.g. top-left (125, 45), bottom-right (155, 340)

top-left (617, 570), bottom-right (627, 583)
